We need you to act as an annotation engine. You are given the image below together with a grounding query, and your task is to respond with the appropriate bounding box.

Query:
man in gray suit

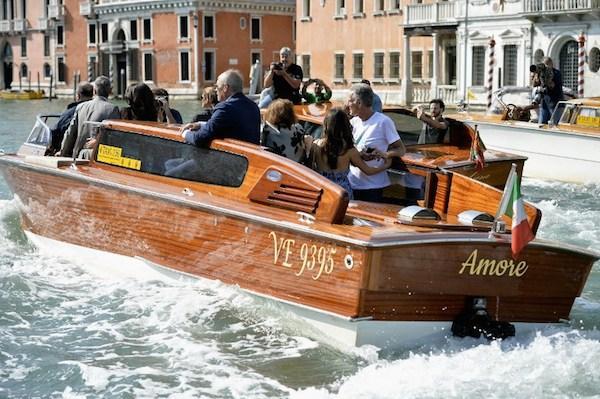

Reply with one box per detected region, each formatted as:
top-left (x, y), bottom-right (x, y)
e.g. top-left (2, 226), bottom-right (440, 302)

top-left (58, 75), bottom-right (120, 158)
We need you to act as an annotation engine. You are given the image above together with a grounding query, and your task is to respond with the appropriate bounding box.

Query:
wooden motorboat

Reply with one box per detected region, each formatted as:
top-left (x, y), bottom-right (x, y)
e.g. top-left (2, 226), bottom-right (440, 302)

top-left (0, 90), bottom-right (45, 100)
top-left (451, 98), bottom-right (600, 184)
top-left (0, 116), bottom-right (596, 350)
top-left (294, 103), bottom-right (527, 190)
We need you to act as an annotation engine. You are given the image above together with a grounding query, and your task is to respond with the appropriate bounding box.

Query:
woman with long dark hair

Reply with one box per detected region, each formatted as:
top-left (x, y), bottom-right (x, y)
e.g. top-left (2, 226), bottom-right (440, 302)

top-left (309, 108), bottom-right (391, 199)
top-left (120, 83), bottom-right (158, 121)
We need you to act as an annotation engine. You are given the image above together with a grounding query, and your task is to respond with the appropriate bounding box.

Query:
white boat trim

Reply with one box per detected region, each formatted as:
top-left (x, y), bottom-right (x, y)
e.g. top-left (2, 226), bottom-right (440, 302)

top-left (24, 230), bottom-right (566, 351)
top-left (457, 117), bottom-right (600, 184)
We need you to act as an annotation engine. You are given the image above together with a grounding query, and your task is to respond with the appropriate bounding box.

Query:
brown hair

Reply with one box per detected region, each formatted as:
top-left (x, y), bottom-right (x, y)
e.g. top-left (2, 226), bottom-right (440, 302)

top-left (322, 108), bottom-right (354, 170)
top-left (201, 86), bottom-right (218, 108)
top-left (264, 99), bottom-right (297, 129)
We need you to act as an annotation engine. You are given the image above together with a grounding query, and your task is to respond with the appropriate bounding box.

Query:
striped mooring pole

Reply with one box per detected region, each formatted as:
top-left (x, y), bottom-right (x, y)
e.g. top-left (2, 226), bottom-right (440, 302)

top-left (578, 32), bottom-right (585, 98)
top-left (487, 38), bottom-right (496, 110)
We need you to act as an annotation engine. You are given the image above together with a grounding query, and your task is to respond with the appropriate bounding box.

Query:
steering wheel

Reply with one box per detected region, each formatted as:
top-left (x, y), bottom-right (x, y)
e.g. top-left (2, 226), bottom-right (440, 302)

top-left (506, 104), bottom-right (518, 120)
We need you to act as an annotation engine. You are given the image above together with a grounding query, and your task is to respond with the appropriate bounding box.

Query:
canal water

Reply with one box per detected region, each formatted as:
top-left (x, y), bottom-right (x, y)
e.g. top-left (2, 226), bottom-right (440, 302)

top-left (0, 99), bottom-right (599, 398)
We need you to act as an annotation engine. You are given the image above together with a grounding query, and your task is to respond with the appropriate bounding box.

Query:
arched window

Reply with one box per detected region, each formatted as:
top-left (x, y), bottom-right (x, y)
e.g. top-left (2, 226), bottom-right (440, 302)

top-left (559, 40), bottom-right (578, 92)
top-left (20, 63), bottom-right (28, 79)
top-left (43, 63), bottom-right (52, 78)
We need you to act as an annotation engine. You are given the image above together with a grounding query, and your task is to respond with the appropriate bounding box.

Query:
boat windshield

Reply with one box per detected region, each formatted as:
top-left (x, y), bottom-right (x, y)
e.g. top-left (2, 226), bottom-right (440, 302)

top-left (96, 129), bottom-right (249, 187)
top-left (558, 103), bottom-right (577, 124)
top-left (25, 114), bottom-right (60, 146)
top-left (383, 110), bottom-right (422, 145)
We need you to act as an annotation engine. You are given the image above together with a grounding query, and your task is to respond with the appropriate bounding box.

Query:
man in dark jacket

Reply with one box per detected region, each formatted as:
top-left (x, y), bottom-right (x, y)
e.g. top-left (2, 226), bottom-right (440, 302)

top-left (540, 57), bottom-right (564, 124)
top-left (180, 69), bottom-right (260, 146)
top-left (48, 82), bottom-right (94, 154)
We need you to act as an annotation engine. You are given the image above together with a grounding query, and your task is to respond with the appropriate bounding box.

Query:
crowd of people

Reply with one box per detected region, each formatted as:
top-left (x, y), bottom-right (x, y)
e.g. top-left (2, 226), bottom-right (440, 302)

top-left (49, 46), bottom-right (458, 204)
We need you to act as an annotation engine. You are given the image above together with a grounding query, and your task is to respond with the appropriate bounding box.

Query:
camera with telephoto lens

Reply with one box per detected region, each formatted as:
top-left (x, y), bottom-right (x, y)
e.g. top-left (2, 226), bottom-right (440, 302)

top-left (529, 63), bottom-right (553, 91)
top-left (271, 62), bottom-right (284, 71)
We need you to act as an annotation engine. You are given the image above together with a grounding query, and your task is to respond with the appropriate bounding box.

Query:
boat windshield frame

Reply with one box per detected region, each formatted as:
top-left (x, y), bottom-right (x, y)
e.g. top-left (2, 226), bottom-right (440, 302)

top-left (96, 128), bottom-right (249, 188)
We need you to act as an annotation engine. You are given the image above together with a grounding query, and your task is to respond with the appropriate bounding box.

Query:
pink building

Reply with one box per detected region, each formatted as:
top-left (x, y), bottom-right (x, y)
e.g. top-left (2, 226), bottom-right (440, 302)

top-left (0, 0), bottom-right (296, 97)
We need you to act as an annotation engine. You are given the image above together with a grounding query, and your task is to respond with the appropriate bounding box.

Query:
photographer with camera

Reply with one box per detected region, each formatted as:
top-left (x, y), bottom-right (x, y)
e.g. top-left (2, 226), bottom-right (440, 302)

top-left (540, 57), bottom-right (563, 125)
top-left (529, 58), bottom-right (563, 124)
top-left (259, 47), bottom-right (303, 109)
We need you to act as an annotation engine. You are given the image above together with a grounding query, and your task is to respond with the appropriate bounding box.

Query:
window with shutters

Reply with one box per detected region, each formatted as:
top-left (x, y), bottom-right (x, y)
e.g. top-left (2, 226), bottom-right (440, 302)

top-left (472, 46), bottom-right (485, 86)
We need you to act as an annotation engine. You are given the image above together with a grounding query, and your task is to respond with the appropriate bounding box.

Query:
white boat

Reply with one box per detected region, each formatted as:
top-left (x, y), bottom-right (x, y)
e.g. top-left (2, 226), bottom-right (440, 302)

top-left (452, 98), bottom-right (600, 184)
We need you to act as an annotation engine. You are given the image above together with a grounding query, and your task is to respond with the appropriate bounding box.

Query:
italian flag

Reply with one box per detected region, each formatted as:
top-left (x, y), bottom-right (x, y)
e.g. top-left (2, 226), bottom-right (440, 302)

top-left (498, 169), bottom-right (535, 258)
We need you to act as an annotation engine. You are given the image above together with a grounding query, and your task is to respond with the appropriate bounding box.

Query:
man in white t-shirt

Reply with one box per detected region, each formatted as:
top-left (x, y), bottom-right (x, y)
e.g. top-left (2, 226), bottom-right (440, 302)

top-left (346, 83), bottom-right (406, 202)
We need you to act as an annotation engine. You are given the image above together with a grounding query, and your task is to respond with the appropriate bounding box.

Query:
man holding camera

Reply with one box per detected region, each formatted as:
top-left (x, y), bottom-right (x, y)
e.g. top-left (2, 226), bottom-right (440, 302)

top-left (540, 57), bottom-right (563, 124)
top-left (259, 47), bottom-right (303, 108)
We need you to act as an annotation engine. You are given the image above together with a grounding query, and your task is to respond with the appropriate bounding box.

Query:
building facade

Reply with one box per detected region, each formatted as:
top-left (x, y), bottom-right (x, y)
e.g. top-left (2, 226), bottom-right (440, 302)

top-left (297, 0), bottom-right (600, 106)
top-left (0, 0), bottom-right (54, 93)
top-left (296, 0), bottom-right (434, 105)
top-left (0, 0), bottom-right (296, 97)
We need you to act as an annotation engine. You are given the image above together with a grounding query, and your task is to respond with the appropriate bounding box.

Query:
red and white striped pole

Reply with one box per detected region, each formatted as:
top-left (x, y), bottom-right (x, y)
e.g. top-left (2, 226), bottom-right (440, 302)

top-left (487, 38), bottom-right (496, 110)
top-left (578, 32), bottom-right (585, 98)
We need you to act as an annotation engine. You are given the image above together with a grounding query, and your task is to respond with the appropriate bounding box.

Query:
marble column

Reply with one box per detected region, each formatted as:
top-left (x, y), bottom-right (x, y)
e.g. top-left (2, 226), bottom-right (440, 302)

top-left (401, 34), bottom-right (412, 106)
top-left (430, 32), bottom-right (439, 100)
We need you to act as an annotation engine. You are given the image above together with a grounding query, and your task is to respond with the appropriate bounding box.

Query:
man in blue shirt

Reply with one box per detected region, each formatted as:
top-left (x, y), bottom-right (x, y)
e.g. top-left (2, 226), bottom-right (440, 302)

top-left (181, 69), bottom-right (260, 146)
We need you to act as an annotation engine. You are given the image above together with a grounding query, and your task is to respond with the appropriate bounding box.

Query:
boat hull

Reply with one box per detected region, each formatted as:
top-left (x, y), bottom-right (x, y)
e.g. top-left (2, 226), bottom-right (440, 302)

top-left (0, 90), bottom-right (45, 100)
top-left (24, 230), bottom-right (567, 350)
top-left (0, 159), bottom-right (596, 348)
top-left (460, 119), bottom-right (600, 184)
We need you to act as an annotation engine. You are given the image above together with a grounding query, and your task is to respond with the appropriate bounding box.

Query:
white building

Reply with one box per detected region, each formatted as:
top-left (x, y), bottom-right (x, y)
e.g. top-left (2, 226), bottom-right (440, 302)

top-left (402, 0), bottom-right (600, 106)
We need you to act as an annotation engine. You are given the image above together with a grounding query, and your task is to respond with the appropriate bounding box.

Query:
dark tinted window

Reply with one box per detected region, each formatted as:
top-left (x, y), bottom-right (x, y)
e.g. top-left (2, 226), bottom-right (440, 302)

top-left (130, 20), bottom-right (138, 40)
top-left (97, 129), bottom-right (248, 187)
top-left (383, 110), bottom-right (423, 145)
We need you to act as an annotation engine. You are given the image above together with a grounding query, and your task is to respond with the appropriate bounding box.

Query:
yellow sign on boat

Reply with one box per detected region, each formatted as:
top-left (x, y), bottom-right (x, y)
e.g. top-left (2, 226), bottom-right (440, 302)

top-left (576, 115), bottom-right (600, 128)
top-left (97, 144), bottom-right (141, 170)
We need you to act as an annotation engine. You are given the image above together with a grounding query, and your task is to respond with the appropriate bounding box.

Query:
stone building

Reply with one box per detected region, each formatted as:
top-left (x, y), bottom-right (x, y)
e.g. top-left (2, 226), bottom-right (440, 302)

top-left (0, 0), bottom-right (296, 97)
top-left (297, 0), bottom-right (600, 106)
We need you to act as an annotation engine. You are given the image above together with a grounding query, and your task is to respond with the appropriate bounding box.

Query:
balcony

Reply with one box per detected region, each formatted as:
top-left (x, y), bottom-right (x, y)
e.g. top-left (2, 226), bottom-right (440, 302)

top-left (0, 20), bottom-right (12, 33)
top-left (38, 17), bottom-right (49, 30)
top-left (13, 19), bottom-right (26, 32)
top-left (80, 1), bottom-right (95, 18)
top-left (405, 1), bottom-right (457, 27)
top-left (48, 4), bottom-right (65, 20)
top-left (522, 0), bottom-right (600, 18)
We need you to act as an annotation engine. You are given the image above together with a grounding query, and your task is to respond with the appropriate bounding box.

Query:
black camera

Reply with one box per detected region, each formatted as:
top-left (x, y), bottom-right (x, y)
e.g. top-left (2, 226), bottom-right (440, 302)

top-left (271, 62), bottom-right (283, 71)
top-left (529, 63), bottom-right (553, 88)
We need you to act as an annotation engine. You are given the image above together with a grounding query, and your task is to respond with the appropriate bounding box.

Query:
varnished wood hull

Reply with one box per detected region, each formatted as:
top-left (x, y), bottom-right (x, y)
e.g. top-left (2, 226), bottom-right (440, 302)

top-left (436, 158), bottom-right (525, 190)
top-left (1, 161), bottom-right (595, 331)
